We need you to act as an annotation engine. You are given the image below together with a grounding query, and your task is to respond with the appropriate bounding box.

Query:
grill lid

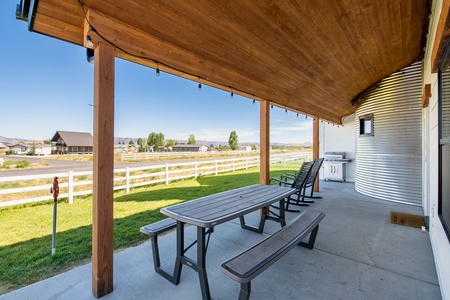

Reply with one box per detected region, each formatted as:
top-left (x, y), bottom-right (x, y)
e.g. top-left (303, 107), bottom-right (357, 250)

top-left (323, 151), bottom-right (345, 159)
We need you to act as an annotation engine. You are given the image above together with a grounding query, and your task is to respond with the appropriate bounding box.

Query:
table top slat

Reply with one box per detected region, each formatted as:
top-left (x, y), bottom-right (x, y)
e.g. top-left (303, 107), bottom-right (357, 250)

top-left (161, 184), bottom-right (296, 227)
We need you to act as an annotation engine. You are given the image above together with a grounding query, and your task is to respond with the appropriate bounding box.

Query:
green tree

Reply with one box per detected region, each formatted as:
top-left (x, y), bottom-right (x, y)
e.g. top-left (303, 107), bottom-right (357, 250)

top-left (157, 133), bottom-right (165, 149)
top-left (29, 143), bottom-right (36, 156)
top-left (137, 138), bottom-right (147, 152)
top-left (166, 139), bottom-right (175, 147)
top-left (147, 132), bottom-right (165, 151)
top-left (188, 134), bottom-right (196, 145)
top-left (228, 131), bottom-right (238, 150)
top-left (128, 140), bottom-right (135, 147)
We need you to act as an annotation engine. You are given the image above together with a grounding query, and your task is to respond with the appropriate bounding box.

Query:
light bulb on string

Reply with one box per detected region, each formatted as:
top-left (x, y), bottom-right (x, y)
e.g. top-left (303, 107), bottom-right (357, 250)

top-left (198, 82), bottom-right (202, 91)
top-left (155, 64), bottom-right (160, 78)
top-left (285, 109), bottom-right (288, 114)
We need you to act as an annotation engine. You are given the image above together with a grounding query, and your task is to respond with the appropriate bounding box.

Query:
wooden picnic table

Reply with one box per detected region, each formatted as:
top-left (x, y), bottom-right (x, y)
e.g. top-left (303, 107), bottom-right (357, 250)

top-left (159, 183), bottom-right (297, 300)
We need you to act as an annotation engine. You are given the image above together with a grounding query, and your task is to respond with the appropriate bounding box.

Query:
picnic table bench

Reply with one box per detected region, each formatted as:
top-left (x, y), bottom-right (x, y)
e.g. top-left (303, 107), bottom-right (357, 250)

top-left (221, 209), bottom-right (325, 300)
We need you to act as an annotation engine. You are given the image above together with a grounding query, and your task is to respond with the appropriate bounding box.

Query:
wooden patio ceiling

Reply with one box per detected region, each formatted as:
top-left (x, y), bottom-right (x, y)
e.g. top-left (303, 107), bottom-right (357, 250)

top-left (23, 0), bottom-right (430, 124)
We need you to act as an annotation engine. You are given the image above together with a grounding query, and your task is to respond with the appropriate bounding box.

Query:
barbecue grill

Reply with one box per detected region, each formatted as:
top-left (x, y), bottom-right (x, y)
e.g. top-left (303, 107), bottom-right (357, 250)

top-left (323, 152), bottom-right (352, 182)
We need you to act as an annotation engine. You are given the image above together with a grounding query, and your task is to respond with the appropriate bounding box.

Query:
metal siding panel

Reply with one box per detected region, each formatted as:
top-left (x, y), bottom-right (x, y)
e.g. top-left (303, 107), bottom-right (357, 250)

top-left (355, 62), bottom-right (422, 206)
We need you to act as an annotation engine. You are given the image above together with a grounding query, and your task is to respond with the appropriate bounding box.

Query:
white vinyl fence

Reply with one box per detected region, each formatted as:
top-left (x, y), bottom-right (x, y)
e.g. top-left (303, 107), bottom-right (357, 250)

top-left (0, 152), bottom-right (310, 208)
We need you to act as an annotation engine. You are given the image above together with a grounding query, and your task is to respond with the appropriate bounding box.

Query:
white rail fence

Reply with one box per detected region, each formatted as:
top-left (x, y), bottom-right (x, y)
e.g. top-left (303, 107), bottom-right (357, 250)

top-left (0, 152), bottom-right (311, 208)
top-left (121, 150), bottom-right (281, 161)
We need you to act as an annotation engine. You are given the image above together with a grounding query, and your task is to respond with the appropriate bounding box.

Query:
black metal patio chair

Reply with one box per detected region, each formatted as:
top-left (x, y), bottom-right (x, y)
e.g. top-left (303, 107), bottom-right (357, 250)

top-left (270, 161), bottom-right (313, 212)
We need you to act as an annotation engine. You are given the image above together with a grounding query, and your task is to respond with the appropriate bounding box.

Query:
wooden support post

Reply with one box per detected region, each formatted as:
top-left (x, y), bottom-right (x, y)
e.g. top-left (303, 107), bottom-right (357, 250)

top-left (260, 100), bottom-right (270, 185)
top-left (92, 42), bottom-right (115, 298)
top-left (313, 116), bottom-right (320, 192)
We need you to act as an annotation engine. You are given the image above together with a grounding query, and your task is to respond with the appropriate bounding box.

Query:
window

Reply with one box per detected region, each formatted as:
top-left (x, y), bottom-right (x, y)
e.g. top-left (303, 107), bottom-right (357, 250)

top-left (439, 50), bottom-right (450, 241)
top-left (359, 114), bottom-right (374, 136)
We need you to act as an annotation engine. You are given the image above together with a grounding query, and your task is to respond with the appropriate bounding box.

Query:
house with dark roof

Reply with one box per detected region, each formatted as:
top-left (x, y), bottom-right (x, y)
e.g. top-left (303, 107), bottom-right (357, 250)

top-left (51, 131), bottom-right (93, 154)
top-left (171, 145), bottom-right (209, 152)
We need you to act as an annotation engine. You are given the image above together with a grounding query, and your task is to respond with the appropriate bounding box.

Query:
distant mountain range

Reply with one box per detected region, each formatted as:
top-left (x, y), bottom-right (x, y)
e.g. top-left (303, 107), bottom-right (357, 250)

top-left (0, 136), bottom-right (41, 145)
top-left (0, 135), bottom-right (311, 147)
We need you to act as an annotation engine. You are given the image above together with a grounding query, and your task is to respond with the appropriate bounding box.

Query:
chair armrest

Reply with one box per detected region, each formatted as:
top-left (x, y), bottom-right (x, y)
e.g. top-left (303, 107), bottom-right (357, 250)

top-left (270, 177), bottom-right (293, 186)
top-left (280, 173), bottom-right (296, 180)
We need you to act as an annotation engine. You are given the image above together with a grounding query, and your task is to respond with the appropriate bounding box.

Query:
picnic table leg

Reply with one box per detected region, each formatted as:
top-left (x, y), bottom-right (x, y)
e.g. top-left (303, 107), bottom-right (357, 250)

top-left (197, 226), bottom-right (211, 300)
top-left (173, 221), bottom-right (184, 284)
top-left (278, 198), bottom-right (286, 227)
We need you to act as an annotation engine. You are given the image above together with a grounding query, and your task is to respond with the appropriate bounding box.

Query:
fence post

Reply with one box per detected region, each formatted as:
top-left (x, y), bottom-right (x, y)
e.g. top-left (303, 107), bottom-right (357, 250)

top-left (194, 161), bottom-right (198, 179)
top-left (68, 171), bottom-right (74, 204)
top-left (246, 157), bottom-right (248, 170)
top-left (125, 167), bottom-right (130, 193)
top-left (121, 153), bottom-right (124, 162)
top-left (232, 159), bottom-right (235, 172)
top-left (165, 163), bottom-right (169, 185)
top-left (283, 155), bottom-right (286, 167)
top-left (215, 160), bottom-right (218, 175)
top-left (0, 157), bottom-right (3, 166)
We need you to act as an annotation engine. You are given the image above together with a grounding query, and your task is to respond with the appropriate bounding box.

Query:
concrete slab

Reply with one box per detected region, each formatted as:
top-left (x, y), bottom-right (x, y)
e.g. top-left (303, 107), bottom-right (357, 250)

top-left (0, 181), bottom-right (441, 300)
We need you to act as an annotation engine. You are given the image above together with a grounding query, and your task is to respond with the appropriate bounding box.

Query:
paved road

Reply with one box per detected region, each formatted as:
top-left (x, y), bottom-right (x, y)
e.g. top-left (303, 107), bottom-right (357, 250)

top-left (0, 155), bottom-right (256, 177)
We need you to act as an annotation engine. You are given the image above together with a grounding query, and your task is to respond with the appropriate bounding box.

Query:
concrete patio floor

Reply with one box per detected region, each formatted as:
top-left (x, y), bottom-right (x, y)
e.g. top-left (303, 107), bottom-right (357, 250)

top-left (0, 181), bottom-right (442, 300)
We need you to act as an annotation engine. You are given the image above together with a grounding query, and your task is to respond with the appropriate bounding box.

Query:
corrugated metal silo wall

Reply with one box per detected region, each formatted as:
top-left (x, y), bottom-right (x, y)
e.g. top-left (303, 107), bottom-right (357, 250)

top-left (355, 61), bottom-right (422, 206)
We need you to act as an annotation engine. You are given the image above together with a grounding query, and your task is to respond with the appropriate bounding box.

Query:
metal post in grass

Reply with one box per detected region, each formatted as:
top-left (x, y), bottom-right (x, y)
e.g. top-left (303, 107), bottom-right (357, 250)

top-left (50, 176), bottom-right (59, 256)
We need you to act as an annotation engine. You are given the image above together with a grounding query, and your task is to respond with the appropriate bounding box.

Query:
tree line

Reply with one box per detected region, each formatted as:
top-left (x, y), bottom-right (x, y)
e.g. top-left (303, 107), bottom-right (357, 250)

top-left (123, 131), bottom-right (242, 152)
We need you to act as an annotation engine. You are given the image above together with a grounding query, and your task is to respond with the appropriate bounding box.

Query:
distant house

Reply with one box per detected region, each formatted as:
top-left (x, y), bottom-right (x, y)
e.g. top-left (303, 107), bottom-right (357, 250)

top-left (35, 144), bottom-right (52, 156)
top-left (0, 142), bottom-right (9, 153)
top-left (239, 145), bottom-right (252, 152)
top-left (171, 145), bottom-right (209, 152)
top-left (51, 131), bottom-right (93, 154)
top-left (9, 142), bottom-right (29, 154)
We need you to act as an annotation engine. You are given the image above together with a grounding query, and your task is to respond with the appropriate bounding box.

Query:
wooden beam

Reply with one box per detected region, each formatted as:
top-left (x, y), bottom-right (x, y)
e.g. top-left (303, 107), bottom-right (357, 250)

top-left (432, 0), bottom-right (450, 73)
top-left (313, 116), bottom-right (320, 192)
top-left (422, 83), bottom-right (432, 108)
top-left (92, 42), bottom-right (115, 298)
top-left (260, 100), bottom-right (270, 185)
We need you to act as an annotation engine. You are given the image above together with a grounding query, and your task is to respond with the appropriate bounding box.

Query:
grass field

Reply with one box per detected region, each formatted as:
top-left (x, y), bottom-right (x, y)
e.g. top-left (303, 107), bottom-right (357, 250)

top-left (0, 165), bottom-right (297, 295)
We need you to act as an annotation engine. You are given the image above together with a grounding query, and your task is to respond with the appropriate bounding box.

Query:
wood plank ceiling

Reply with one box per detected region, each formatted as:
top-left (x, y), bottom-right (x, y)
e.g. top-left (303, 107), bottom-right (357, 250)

top-left (25, 0), bottom-right (430, 124)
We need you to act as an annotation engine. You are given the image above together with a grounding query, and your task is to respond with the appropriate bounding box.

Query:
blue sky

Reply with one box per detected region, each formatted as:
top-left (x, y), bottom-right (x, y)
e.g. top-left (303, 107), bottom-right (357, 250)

top-left (0, 1), bottom-right (312, 144)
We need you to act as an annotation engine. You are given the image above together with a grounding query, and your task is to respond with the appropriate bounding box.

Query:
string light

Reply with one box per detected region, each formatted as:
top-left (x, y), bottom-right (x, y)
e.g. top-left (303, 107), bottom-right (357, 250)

top-left (271, 105), bottom-right (274, 109)
top-left (296, 113), bottom-right (299, 117)
top-left (85, 35), bottom-right (93, 48)
top-left (253, 99), bottom-right (256, 105)
top-left (305, 115), bottom-right (308, 120)
top-left (155, 63), bottom-right (160, 78)
top-left (285, 109), bottom-right (288, 114)
top-left (198, 80), bottom-right (202, 91)
top-left (230, 91), bottom-right (234, 98)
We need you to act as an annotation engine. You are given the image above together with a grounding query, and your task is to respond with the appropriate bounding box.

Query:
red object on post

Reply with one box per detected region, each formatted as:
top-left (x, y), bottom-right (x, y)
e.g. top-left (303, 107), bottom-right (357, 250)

top-left (51, 177), bottom-right (59, 202)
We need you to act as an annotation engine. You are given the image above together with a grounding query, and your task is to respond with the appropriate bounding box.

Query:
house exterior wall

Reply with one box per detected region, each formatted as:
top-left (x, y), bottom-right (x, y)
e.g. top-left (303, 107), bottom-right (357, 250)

top-left (319, 114), bottom-right (356, 182)
top-left (423, 0), bottom-right (450, 298)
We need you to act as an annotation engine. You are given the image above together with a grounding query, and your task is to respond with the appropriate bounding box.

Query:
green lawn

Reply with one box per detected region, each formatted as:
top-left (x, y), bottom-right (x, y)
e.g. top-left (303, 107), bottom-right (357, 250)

top-left (0, 165), bottom-right (298, 295)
